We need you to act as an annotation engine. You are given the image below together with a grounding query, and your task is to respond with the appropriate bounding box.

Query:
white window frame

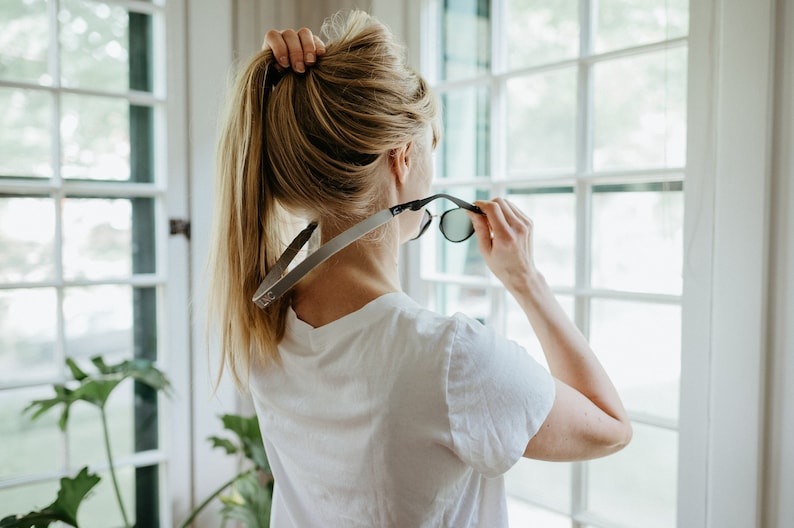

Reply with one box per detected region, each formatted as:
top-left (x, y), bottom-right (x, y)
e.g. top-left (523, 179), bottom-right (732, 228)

top-left (409, 0), bottom-right (685, 525)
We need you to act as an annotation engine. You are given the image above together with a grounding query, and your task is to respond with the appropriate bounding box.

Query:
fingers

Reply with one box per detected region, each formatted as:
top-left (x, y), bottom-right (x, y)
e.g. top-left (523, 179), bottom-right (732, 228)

top-left (474, 198), bottom-right (532, 240)
top-left (262, 28), bottom-right (326, 73)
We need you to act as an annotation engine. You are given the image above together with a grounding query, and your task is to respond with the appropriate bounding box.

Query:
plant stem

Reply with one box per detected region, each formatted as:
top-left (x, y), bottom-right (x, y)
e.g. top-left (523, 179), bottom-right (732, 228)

top-left (100, 406), bottom-right (131, 528)
top-left (178, 471), bottom-right (251, 528)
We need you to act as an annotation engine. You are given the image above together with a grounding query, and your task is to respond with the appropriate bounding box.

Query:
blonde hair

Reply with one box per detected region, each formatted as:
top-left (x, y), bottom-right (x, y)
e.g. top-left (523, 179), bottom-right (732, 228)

top-left (207, 10), bottom-right (440, 388)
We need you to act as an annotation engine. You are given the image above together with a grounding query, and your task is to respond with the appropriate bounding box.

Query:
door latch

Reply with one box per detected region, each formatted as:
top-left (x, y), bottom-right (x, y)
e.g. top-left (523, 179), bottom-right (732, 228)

top-left (169, 218), bottom-right (191, 240)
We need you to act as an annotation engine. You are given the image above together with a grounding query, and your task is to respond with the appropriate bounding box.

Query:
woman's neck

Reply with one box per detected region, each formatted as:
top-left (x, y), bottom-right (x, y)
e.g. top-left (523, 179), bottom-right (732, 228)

top-left (290, 237), bottom-right (402, 328)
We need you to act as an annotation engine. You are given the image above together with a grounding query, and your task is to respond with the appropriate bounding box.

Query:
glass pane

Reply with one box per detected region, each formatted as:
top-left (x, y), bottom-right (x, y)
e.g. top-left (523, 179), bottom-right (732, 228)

top-left (594, 0), bottom-right (689, 53)
top-left (507, 189), bottom-right (575, 287)
top-left (0, 0), bottom-right (50, 84)
top-left (0, 88), bottom-right (52, 178)
top-left (59, 1), bottom-right (153, 93)
top-left (76, 465), bottom-right (138, 527)
top-left (592, 47), bottom-right (687, 171)
top-left (591, 185), bottom-right (683, 294)
top-left (61, 95), bottom-right (154, 182)
top-left (589, 299), bottom-right (681, 421)
top-left (0, 196), bottom-right (56, 282)
top-left (506, 294), bottom-right (575, 368)
top-left (587, 423), bottom-right (677, 528)
top-left (68, 381), bottom-right (135, 466)
top-left (434, 284), bottom-right (489, 323)
top-left (0, 288), bottom-right (58, 385)
top-left (440, 87), bottom-right (490, 179)
top-left (506, 0), bottom-right (578, 70)
top-left (505, 457), bottom-right (572, 513)
top-left (0, 387), bottom-right (61, 478)
top-left (440, 0), bottom-right (491, 81)
top-left (62, 197), bottom-right (155, 280)
top-left (507, 498), bottom-right (571, 528)
top-left (63, 285), bottom-right (134, 363)
top-left (0, 479), bottom-right (61, 516)
top-left (507, 69), bottom-right (577, 175)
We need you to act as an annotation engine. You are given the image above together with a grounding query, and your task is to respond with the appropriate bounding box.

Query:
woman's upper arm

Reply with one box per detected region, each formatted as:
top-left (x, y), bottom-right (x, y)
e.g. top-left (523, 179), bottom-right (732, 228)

top-left (524, 378), bottom-right (633, 462)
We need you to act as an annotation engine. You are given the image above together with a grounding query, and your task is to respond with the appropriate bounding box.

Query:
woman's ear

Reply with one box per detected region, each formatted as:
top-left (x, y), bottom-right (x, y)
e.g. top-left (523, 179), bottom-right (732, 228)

top-left (389, 142), bottom-right (412, 185)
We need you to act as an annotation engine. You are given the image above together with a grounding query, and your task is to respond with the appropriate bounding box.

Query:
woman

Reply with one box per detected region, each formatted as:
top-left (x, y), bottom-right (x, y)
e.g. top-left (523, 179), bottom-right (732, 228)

top-left (207, 10), bottom-right (631, 527)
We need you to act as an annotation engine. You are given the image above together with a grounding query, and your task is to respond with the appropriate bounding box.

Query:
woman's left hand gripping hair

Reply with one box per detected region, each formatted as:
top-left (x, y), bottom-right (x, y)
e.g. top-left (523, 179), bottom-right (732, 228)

top-left (263, 27), bottom-right (326, 73)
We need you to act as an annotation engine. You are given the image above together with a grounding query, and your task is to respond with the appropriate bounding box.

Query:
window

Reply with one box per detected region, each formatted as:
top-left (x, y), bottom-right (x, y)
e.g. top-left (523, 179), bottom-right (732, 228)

top-left (414, 0), bottom-right (688, 526)
top-left (0, 0), bottom-right (173, 525)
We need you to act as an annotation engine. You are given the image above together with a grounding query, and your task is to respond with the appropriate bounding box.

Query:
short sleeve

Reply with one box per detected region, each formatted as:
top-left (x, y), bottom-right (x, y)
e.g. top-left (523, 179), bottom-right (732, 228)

top-left (446, 314), bottom-right (556, 478)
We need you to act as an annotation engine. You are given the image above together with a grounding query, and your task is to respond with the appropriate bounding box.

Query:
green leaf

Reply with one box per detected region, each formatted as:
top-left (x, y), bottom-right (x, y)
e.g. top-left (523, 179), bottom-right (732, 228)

top-left (65, 359), bottom-right (88, 381)
top-left (0, 468), bottom-right (100, 528)
top-left (219, 415), bottom-right (269, 471)
top-left (218, 473), bottom-right (270, 528)
top-left (24, 356), bottom-right (172, 432)
top-left (90, 356), bottom-right (111, 375)
top-left (209, 436), bottom-right (239, 455)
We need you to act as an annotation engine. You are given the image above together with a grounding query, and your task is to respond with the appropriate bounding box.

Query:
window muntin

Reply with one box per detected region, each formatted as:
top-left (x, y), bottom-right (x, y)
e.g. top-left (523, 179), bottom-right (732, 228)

top-left (0, 1), bottom-right (167, 525)
top-left (421, 0), bottom-right (687, 525)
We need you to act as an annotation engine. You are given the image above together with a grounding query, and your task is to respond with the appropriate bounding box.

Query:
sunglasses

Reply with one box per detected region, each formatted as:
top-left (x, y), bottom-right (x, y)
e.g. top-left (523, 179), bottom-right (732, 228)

top-left (253, 193), bottom-right (484, 309)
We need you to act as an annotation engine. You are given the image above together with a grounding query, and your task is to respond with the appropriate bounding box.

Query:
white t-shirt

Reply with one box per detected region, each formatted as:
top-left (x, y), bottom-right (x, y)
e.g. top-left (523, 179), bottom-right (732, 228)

top-left (249, 292), bottom-right (555, 527)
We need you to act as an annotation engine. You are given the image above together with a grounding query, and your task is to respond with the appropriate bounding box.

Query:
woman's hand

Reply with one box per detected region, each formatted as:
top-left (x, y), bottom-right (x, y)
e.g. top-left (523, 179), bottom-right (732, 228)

top-left (263, 28), bottom-right (326, 73)
top-left (469, 198), bottom-right (539, 293)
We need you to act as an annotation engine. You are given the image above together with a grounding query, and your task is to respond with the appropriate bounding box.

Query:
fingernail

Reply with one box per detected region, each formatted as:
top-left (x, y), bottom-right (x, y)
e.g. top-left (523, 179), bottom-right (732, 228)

top-left (306, 53), bottom-right (315, 63)
top-left (296, 61), bottom-right (305, 73)
top-left (279, 56), bottom-right (289, 66)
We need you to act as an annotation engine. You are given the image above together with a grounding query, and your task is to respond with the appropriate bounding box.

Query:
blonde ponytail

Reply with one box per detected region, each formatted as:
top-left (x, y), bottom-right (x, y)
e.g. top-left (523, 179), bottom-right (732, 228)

top-left (207, 10), bottom-right (439, 388)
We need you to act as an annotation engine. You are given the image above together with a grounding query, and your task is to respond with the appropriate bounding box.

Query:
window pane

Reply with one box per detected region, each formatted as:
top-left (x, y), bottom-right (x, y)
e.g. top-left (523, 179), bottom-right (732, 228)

top-left (592, 47), bottom-right (687, 171)
top-left (587, 423), bottom-right (677, 527)
top-left (0, 0), bottom-right (50, 84)
top-left (505, 457), bottom-right (572, 514)
top-left (589, 299), bottom-right (680, 421)
top-left (61, 95), bottom-right (154, 182)
top-left (0, 288), bottom-right (58, 385)
top-left (440, 87), bottom-right (490, 179)
top-left (594, 0), bottom-right (689, 53)
top-left (591, 184), bottom-right (683, 294)
top-left (0, 196), bottom-right (56, 282)
top-left (506, 294), bottom-right (575, 368)
top-left (59, 1), bottom-right (153, 93)
top-left (64, 284), bottom-right (134, 362)
top-left (0, 88), bottom-right (52, 178)
top-left (433, 284), bottom-right (489, 323)
top-left (440, 0), bottom-right (490, 81)
top-left (68, 382), bottom-right (135, 466)
top-left (0, 479), bottom-right (61, 515)
top-left (507, 189), bottom-right (575, 287)
top-left (507, 69), bottom-right (577, 175)
top-left (506, 0), bottom-right (578, 70)
top-left (0, 387), bottom-right (61, 478)
top-left (507, 497), bottom-right (571, 527)
top-left (62, 197), bottom-right (155, 280)
top-left (76, 465), bottom-right (137, 527)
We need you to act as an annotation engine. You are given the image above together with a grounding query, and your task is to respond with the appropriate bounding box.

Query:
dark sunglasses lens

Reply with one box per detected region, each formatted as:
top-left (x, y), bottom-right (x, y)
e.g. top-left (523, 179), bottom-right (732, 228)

top-left (439, 208), bottom-right (474, 242)
top-left (412, 209), bottom-right (433, 240)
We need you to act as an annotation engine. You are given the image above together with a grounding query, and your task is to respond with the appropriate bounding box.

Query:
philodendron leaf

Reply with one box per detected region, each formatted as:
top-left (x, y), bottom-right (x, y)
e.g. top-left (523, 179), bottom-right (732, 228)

top-left (218, 473), bottom-right (271, 528)
top-left (65, 359), bottom-right (88, 381)
top-left (219, 415), bottom-right (269, 471)
top-left (25, 356), bottom-right (171, 430)
top-left (0, 467), bottom-right (100, 528)
top-left (209, 436), bottom-right (239, 456)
